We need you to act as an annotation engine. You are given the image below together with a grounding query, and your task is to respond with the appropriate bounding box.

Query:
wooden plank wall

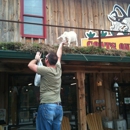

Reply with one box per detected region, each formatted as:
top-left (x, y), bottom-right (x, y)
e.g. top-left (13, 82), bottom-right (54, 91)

top-left (0, 0), bottom-right (129, 45)
top-left (90, 72), bottom-right (130, 120)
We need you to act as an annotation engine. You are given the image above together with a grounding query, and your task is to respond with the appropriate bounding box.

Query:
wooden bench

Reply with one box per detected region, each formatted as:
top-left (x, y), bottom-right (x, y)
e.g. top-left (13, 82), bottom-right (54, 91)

top-left (86, 112), bottom-right (115, 130)
top-left (0, 125), bottom-right (8, 130)
top-left (61, 116), bottom-right (71, 130)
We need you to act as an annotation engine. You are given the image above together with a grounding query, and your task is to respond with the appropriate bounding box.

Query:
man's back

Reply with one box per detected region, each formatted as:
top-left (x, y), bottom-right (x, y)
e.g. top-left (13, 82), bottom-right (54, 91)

top-left (37, 62), bottom-right (62, 103)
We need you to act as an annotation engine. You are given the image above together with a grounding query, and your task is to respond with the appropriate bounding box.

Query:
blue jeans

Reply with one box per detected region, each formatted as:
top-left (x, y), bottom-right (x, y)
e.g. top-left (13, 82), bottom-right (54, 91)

top-left (36, 103), bottom-right (63, 130)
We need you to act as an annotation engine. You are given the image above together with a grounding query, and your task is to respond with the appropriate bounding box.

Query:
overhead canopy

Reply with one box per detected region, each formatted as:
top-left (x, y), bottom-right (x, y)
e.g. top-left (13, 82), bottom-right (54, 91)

top-left (1, 50), bottom-right (130, 73)
top-left (0, 50), bottom-right (130, 63)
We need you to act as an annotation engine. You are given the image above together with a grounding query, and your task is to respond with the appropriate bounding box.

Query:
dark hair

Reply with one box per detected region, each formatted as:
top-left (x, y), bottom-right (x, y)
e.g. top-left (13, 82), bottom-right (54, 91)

top-left (47, 52), bottom-right (58, 65)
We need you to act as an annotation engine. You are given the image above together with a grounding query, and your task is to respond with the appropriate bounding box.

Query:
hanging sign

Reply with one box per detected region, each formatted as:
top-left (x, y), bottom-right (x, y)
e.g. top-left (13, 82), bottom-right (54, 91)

top-left (124, 97), bottom-right (130, 104)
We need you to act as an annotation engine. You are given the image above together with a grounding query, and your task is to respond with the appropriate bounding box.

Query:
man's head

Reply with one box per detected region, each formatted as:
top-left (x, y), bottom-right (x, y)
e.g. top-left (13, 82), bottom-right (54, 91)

top-left (45, 52), bottom-right (58, 66)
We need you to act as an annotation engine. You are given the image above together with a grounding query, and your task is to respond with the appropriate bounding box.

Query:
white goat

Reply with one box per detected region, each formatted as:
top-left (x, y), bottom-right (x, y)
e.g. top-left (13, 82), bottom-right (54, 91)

top-left (57, 31), bottom-right (78, 47)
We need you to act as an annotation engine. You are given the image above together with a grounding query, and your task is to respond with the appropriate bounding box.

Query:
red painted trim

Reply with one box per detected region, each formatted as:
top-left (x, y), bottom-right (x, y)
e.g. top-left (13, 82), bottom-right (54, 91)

top-left (23, 34), bottom-right (45, 39)
top-left (23, 14), bottom-right (43, 18)
top-left (20, 0), bottom-right (46, 39)
top-left (20, 0), bottom-right (24, 36)
top-left (44, 0), bottom-right (47, 38)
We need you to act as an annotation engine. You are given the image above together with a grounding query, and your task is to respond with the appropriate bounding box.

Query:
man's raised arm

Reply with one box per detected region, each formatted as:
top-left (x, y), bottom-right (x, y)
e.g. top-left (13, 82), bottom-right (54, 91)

top-left (57, 41), bottom-right (66, 62)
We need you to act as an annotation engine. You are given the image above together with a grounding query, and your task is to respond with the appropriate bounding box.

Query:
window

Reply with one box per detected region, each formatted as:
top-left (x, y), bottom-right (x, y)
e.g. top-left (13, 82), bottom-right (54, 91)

top-left (21, 0), bottom-right (46, 38)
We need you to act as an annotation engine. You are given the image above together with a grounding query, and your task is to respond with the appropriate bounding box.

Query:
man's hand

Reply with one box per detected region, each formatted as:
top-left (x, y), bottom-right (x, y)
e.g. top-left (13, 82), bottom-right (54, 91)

top-left (35, 52), bottom-right (42, 62)
top-left (61, 40), bottom-right (67, 45)
top-left (57, 40), bottom-right (67, 62)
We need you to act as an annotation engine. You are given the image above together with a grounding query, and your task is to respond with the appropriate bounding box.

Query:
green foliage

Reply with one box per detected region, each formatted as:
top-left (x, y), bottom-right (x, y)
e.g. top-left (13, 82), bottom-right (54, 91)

top-left (0, 42), bottom-right (130, 57)
top-left (75, 46), bottom-right (105, 54)
top-left (126, 51), bottom-right (130, 56)
top-left (0, 42), bottom-right (21, 50)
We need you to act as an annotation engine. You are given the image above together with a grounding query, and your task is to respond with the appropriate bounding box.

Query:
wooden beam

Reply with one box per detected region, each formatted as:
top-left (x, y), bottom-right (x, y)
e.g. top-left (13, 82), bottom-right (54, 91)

top-left (0, 59), bottom-right (30, 63)
top-left (62, 65), bottom-right (130, 73)
top-left (1, 59), bottom-right (130, 74)
top-left (76, 72), bottom-right (87, 130)
top-left (0, 63), bottom-right (33, 73)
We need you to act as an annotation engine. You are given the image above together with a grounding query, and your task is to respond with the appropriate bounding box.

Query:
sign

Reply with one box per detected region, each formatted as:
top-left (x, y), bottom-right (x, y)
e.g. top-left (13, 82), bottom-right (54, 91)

top-left (108, 4), bottom-right (130, 33)
top-left (95, 99), bottom-right (105, 104)
top-left (81, 4), bottom-right (130, 50)
top-left (124, 97), bottom-right (130, 104)
top-left (81, 34), bottom-right (130, 50)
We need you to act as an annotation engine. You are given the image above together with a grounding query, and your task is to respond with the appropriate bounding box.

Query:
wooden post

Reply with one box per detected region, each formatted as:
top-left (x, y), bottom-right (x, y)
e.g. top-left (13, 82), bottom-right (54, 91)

top-left (76, 72), bottom-right (87, 130)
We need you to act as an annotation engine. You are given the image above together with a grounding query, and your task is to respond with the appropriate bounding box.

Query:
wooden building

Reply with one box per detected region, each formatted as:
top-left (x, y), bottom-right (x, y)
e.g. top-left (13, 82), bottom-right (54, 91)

top-left (0, 0), bottom-right (130, 130)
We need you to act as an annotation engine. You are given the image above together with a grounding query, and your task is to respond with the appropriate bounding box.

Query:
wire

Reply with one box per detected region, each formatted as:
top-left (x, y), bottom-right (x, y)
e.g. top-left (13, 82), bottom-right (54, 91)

top-left (0, 19), bottom-right (129, 33)
top-left (71, 47), bottom-right (88, 61)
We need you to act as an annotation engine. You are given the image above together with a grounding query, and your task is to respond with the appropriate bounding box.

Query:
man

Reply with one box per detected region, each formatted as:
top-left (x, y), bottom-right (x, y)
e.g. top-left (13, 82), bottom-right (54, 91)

top-left (28, 41), bottom-right (65, 130)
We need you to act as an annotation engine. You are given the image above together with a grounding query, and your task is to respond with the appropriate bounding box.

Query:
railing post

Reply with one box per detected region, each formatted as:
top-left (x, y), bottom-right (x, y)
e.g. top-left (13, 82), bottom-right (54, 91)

top-left (98, 30), bottom-right (101, 48)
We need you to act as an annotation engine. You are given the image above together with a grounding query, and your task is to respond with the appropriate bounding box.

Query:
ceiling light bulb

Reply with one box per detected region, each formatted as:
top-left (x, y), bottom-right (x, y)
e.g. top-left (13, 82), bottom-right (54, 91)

top-left (113, 82), bottom-right (119, 87)
top-left (71, 83), bottom-right (76, 85)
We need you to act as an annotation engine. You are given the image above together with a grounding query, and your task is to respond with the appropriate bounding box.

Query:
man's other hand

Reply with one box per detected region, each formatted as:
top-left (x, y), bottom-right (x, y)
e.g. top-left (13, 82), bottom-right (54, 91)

top-left (35, 52), bottom-right (42, 62)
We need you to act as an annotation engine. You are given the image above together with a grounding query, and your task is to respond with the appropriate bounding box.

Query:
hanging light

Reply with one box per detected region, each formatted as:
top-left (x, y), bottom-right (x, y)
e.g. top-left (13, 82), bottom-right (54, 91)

top-left (116, 92), bottom-right (118, 97)
top-left (28, 83), bottom-right (32, 86)
top-left (96, 74), bottom-right (102, 87)
top-left (71, 83), bottom-right (77, 86)
top-left (113, 82), bottom-right (119, 88)
top-left (113, 82), bottom-right (119, 91)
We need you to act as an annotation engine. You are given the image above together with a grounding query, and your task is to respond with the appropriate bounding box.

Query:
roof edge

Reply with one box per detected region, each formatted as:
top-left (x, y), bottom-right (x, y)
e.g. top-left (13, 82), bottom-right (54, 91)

top-left (0, 50), bottom-right (130, 63)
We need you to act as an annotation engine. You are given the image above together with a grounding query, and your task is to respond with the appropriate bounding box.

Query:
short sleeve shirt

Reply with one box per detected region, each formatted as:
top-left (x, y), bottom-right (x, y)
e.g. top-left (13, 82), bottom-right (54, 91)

top-left (37, 61), bottom-right (62, 103)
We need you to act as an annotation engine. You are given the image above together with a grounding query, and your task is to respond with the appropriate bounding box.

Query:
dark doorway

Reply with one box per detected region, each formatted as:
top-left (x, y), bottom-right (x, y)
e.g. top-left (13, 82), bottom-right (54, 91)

top-left (85, 74), bottom-right (91, 114)
top-left (119, 83), bottom-right (130, 129)
top-left (61, 73), bottom-right (78, 130)
top-left (8, 74), bottom-right (39, 130)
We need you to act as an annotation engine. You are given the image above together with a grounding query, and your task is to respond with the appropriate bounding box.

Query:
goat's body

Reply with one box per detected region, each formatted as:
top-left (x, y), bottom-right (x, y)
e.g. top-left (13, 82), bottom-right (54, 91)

top-left (57, 31), bottom-right (78, 46)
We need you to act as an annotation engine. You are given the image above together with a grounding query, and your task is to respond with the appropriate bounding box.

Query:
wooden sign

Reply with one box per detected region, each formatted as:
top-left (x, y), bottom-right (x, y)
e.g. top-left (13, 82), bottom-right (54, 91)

top-left (95, 99), bottom-right (105, 104)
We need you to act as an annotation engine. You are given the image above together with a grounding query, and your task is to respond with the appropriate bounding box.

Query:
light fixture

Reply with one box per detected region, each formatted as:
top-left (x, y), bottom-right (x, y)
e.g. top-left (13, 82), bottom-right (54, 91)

top-left (101, 106), bottom-right (105, 110)
top-left (116, 98), bottom-right (119, 101)
top-left (73, 77), bottom-right (75, 79)
top-left (96, 106), bottom-right (100, 111)
top-left (116, 102), bottom-right (119, 106)
top-left (113, 82), bottom-right (119, 92)
top-left (113, 82), bottom-right (119, 88)
top-left (28, 83), bottom-right (32, 86)
top-left (71, 83), bottom-right (76, 86)
top-left (116, 92), bottom-right (118, 97)
top-left (96, 74), bottom-right (102, 87)
top-left (113, 77), bottom-right (120, 106)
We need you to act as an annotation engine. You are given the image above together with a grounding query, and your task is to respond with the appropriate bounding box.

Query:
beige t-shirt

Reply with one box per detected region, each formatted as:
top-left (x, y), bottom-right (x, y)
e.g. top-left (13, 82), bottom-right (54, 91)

top-left (37, 61), bottom-right (62, 103)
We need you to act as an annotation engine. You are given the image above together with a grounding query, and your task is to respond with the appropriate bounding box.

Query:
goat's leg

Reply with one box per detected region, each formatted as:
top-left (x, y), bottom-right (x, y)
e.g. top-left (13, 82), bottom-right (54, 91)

top-left (75, 38), bottom-right (78, 46)
top-left (68, 39), bottom-right (71, 47)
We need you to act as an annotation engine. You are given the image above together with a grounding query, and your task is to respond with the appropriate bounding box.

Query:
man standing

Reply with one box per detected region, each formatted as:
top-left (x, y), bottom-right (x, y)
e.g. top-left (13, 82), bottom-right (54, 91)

top-left (28, 41), bottom-right (65, 130)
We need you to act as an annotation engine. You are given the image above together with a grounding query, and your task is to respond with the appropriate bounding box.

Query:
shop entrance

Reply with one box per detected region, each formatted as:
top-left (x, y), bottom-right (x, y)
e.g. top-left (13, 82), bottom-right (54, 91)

top-left (119, 83), bottom-right (130, 129)
top-left (8, 73), bottom-right (91, 130)
top-left (8, 74), bottom-right (39, 130)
